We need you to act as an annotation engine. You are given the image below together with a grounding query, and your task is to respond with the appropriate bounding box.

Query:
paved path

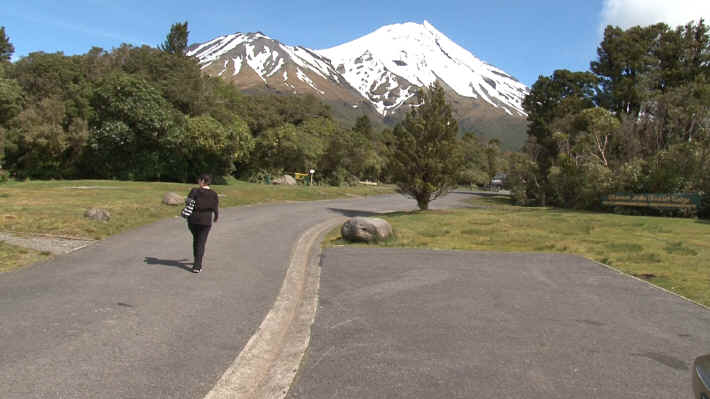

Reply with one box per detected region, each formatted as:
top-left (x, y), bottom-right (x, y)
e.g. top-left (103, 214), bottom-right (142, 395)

top-left (4, 190), bottom-right (709, 398)
top-left (288, 248), bottom-right (710, 399)
top-left (0, 192), bottom-right (466, 399)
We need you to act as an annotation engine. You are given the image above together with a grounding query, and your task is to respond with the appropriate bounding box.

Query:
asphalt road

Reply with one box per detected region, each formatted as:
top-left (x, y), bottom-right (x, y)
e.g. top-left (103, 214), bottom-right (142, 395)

top-left (1, 191), bottom-right (459, 399)
top-left (288, 248), bottom-right (710, 399)
top-left (5, 190), bottom-right (708, 399)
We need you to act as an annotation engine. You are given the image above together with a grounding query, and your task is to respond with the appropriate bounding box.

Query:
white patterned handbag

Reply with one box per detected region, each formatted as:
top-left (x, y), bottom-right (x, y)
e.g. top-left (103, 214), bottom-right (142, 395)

top-left (181, 198), bottom-right (196, 219)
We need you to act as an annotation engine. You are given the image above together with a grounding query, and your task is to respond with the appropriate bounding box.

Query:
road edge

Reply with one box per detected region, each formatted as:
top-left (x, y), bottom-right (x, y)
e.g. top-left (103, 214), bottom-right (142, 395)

top-left (203, 217), bottom-right (346, 399)
top-left (590, 258), bottom-right (710, 312)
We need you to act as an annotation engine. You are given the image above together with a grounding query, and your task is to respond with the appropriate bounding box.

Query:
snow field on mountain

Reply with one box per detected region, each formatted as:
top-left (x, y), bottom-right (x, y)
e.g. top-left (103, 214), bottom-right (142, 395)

top-left (188, 21), bottom-right (529, 117)
top-left (318, 21), bottom-right (528, 116)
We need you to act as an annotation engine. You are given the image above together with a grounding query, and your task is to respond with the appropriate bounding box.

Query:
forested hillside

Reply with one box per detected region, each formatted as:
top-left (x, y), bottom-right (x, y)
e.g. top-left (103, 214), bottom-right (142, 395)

top-left (0, 23), bottom-right (498, 187)
top-left (510, 19), bottom-right (710, 215)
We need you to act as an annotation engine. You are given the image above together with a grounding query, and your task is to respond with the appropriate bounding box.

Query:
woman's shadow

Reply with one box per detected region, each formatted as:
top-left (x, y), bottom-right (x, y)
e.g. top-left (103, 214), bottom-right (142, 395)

top-left (144, 257), bottom-right (193, 272)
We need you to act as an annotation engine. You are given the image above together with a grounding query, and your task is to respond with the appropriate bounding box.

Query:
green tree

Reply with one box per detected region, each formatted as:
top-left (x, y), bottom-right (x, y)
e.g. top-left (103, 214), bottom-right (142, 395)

top-left (485, 139), bottom-right (501, 184)
top-left (319, 123), bottom-right (385, 186)
top-left (547, 159), bottom-right (613, 209)
top-left (507, 151), bottom-right (542, 205)
top-left (592, 20), bottom-right (709, 116)
top-left (456, 132), bottom-right (488, 187)
top-left (236, 93), bottom-right (331, 137)
top-left (353, 114), bottom-right (373, 138)
top-left (159, 21), bottom-right (189, 56)
top-left (4, 97), bottom-right (88, 178)
top-left (226, 117), bottom-right (255, 170)
top-left (388, 83), bottom-right (463, 210)
top-left (120, 45), bottom-right (204, 115)
top-left (0, 27), bottom-right (14, 63)
top-left (178, 115), bottom-right (252, 180)
top-left (0, 75), bottom-right (23, 126)
top-left (591, 23), bottom-right (669, 115)
top-left (11, 52), bottom-right (83, 102)
top-left (0, 71), bottom-right (23, 168)
top-left (522, 69), bottom-right (598, 205)
top-left (552, 107), bottom-right (621, 169)
top-left (87, 73), bottom-right (182, 180)
top-left (251, 122), bottom-right (326, 175)
top-left (10, 51), bottom-right (94, 125)
top-left (517, 19), bottom-right (710, 212)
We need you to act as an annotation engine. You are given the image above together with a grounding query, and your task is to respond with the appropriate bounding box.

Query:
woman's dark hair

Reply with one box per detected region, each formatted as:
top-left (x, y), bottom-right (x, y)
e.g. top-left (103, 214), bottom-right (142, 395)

top-left (199, 173), bottom-right (212, 185)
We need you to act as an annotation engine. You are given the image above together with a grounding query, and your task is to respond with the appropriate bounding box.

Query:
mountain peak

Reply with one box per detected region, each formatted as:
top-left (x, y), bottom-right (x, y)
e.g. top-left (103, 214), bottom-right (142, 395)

top-left (317, 21), bottom-right (528, 116)
top-left (187, 22), bottom-right (530, 148)
top-left (187, 22), bottom-right (529, 117)
top-left (186, 30), bottom-right (363, 104)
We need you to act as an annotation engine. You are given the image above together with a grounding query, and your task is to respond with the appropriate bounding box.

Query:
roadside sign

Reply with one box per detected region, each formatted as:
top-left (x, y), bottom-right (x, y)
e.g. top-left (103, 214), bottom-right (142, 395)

top-left (602, 193), bottom-right (701, 209)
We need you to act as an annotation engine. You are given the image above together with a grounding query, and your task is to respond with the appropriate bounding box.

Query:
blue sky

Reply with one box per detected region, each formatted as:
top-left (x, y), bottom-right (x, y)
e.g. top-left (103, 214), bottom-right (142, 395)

top-left (2, 0), bottom-right (709, 86)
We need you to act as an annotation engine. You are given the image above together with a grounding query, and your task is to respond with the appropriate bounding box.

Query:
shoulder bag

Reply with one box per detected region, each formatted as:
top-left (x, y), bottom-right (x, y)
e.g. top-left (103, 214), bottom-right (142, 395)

top-left (181, 197), bottom-right (196, 219)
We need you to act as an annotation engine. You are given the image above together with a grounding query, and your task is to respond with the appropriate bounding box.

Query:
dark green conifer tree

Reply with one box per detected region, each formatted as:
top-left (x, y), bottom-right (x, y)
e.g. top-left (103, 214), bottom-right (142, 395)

top-left (353, 114), bottom-right (373, 138)
top-left (0, 27), bottom-right (14, 63)
top-left (389, 82), bottom-right (463, 210)
top-left (159, 22), bottom-right (189, 56)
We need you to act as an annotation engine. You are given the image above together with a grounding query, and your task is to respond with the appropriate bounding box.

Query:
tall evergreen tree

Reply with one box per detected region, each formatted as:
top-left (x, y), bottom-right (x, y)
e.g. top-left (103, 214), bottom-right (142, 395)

top-left (159, 22), bottom-right (189, 56)
top-left (0, 27), bottom-right (22, 126)
top-left (389, 83), bottom-right (463, 210)
top-left (0, 27), bottom-right (14, 63)
top-left (522, 69), bottom-right (598, 204)
top-left (353, 114), bottom-right (373, 138)
top-left (591, 23), bottom-right (668, 115)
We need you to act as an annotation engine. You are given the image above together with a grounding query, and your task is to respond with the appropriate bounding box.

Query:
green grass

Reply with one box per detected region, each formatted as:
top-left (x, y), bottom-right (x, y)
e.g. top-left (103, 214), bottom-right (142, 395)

top-left (325, 193), bottom-right (710, 307)
top-left (0, 242), bottom-right (51, 272)
top-left (0, 179), bottom-right (394, 271)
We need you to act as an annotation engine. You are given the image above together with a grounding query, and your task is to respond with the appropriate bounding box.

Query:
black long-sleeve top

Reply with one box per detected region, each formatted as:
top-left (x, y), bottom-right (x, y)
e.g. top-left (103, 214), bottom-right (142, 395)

top-left (187, 187), bottom-right (219, 225)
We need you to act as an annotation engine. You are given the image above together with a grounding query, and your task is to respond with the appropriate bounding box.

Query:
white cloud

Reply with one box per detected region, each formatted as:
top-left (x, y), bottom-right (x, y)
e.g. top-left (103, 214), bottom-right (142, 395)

top-left (600, 0), bottom-right (710, 31)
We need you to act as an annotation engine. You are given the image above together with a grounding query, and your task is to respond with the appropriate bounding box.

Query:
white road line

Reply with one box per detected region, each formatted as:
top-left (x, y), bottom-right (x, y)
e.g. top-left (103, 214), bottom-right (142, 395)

top-left (203, 217), bottom-right (345, 399)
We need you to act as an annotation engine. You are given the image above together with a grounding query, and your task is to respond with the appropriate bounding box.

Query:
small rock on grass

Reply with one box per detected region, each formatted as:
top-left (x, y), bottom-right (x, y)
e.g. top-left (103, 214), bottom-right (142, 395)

top-left (162, 192), bottom-right (184, 206)
top-left (85, 208), bottom-right (111, 222)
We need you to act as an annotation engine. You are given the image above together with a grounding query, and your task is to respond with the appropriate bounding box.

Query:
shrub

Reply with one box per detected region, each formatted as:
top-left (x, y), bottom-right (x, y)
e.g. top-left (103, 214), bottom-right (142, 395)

top-left (699, 192), bottom-right (710, 219)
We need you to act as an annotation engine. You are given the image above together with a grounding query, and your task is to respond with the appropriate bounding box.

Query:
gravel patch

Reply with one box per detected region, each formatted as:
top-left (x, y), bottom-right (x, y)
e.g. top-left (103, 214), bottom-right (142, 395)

top-left (0, 232), bottom-right (95, 254)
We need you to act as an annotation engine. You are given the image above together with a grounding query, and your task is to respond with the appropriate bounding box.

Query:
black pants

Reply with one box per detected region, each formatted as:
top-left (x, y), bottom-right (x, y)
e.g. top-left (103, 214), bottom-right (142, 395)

top-left (188, 223), bottom-right (211, 269)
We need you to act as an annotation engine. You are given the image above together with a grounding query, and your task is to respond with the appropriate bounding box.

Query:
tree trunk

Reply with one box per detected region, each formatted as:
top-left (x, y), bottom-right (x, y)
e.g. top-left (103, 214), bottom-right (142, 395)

top-left (416, 196), bottom-right (430, 210)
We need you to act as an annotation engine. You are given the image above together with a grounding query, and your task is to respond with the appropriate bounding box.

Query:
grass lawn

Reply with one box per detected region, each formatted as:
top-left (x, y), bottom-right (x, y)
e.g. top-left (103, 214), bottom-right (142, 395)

top-left (0, 179), bottom-right (394, 271)
top-left (0, 242), bottom-right (52, 273)
top-left (326, 193), bottom-right (710, 307)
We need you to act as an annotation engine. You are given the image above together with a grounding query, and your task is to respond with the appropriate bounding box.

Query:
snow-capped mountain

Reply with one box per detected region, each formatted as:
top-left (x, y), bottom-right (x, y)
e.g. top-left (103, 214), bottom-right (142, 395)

top-left (187, 22), bottom-right (530, 148)
top-left (186, 32), bottom-right (364, 104)
top-left (317, 21), bottom-right (528, 117)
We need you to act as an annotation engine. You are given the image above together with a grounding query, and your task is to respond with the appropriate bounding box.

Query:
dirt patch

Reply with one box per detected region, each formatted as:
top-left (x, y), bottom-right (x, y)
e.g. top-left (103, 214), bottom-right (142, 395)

top-left (0, 232), bottom-right (95, 255)
top-left (632, 273), bottom-right (657, 280)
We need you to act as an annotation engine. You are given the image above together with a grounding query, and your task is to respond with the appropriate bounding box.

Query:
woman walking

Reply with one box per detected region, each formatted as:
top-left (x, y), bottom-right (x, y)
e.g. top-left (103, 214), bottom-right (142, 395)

top-left (186, 174), bottom-right (219, 273)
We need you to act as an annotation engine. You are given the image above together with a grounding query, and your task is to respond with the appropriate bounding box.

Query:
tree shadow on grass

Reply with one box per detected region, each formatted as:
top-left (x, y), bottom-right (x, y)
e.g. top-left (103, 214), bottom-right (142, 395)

top-left (144, 257), bottom-right (193, 272)
top-left (452, 190), bottom-right (510, 198)
top-left (471, 194), bottom-right (514, 207)
top-left (327, 208), bottom-right (383, 218)
top-left (697, 219), bottom-right (710, 225)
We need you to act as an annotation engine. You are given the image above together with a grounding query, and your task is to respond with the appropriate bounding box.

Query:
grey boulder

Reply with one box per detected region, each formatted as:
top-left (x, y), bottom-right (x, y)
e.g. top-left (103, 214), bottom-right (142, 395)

top-left (162, 192), bottom-right (184, 206)
top-left (85, 208), bottom-right (111, 222)
top-left (273, 175), bottom-right (297, 185)
top-left (341, 217), bottom-right (393, 243)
